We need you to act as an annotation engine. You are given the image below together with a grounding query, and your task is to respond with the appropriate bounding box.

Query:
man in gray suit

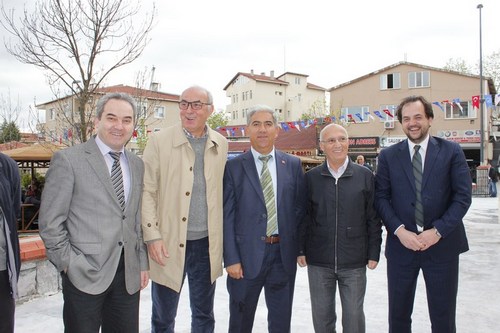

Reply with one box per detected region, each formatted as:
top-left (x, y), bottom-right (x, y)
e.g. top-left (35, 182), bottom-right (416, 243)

top-left (39, 93), bottom-right (149, 333)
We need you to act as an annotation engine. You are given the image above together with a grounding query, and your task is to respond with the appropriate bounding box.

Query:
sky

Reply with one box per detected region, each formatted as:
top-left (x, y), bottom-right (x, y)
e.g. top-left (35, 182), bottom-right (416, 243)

top-left (1, 0), bottom-right (499, 130)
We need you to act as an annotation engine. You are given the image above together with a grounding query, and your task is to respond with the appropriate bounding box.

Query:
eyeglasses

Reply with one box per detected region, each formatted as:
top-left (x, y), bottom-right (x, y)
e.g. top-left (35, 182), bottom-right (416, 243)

top-left (320, 137), bottom-right (348, 145)
top-left (179, 100), bottom-right (212, 110)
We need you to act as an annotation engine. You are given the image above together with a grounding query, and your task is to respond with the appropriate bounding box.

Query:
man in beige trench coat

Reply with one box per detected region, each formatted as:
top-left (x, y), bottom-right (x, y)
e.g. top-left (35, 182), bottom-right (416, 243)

top-left (141, 86), bottom-right (228, 333)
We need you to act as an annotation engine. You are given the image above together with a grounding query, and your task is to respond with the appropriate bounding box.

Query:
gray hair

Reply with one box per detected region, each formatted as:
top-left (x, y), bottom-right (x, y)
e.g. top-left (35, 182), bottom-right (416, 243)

top-left (319, 123), bottom-right (348, 141)
top-left (246, 105), bottom-right (278, 126)
top-left (95, 93), bottom-right (137, 119)
top-left (181, 85), bottom-right (214, 105)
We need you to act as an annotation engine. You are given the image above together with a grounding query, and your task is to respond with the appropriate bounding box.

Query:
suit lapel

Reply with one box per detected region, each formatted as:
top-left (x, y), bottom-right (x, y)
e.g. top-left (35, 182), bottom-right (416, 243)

top-left (397, 140), bottom-right (417, 193)
top-left (241, 151), bottom-right (266, 204)
top-left (85, 138), bottom-right (122, 209)
top-left (422, 137), bottom-right (440, 190)
top-left (275, 151), bottom-right (287, 208)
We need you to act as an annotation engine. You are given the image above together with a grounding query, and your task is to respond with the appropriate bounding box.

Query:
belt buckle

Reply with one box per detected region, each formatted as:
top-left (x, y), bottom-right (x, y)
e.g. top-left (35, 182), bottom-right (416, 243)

top-left (269, 235), bottom-right (279, 244)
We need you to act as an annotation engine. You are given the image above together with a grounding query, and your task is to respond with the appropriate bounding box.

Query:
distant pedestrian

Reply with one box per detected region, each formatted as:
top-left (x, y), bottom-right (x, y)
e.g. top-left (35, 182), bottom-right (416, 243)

top-left (488, 162), bottom-right (498, 197)
top-left (0, 152), bottom-right (21, 333)
top-left (355, 154), bottom-right (373, 172)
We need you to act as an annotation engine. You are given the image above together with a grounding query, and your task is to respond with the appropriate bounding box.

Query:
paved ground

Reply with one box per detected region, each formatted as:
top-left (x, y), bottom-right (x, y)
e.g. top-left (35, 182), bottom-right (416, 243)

top-left (14, 197), bottom-right (500, 332)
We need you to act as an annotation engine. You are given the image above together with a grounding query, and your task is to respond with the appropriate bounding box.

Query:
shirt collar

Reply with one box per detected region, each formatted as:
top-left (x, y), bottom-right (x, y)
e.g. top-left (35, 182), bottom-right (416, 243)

top-left (95, 135), bottom-right (125, 156)
top-left (251, 147), bottom-right (276, 161)
top-left (183, 126), bottom-right (208, 139)
top-left (407, 134), bottom-right (430, 155)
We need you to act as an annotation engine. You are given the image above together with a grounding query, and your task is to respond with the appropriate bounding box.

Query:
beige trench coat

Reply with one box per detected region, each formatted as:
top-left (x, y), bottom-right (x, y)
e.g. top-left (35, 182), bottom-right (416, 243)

top-left (141, 123), bottom-right (228, 292)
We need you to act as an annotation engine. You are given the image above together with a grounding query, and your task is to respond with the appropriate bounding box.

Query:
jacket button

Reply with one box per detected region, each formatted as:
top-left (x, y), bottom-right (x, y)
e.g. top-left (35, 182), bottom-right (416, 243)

top-left (122, 215), bottom-right (126, 220)
top-left (185, 191), bottom-right (190, 196)
top-left (179, 243), bottom-right (185, 248)
top-left (118, 241), bottom-right (123, 246)
top-left (147, 223), bottom-right (151, 227)
top-left (182, 217), bottom-right (187, 222)
top-left (190, 167), bottom-right (193, 171)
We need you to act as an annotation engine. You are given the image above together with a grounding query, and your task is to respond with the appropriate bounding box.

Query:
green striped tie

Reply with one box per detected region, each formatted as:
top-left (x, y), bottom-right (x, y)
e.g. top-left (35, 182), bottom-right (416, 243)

top-left (259, 155), bottom-right (277, 236)
top-left (412, 145), bottom-right (424, 229)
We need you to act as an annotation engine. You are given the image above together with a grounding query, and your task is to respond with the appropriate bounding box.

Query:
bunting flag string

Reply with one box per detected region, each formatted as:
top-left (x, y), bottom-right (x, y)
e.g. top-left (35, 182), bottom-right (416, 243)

top-left (215, 94), bottom-right (498, 135)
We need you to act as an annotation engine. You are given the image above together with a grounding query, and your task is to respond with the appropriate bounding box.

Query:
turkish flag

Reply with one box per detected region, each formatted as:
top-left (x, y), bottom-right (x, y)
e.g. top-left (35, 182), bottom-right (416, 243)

top-left (472, 95), bottom-right (480, 109)
top-left (383, 109), bottom-right (394, 118)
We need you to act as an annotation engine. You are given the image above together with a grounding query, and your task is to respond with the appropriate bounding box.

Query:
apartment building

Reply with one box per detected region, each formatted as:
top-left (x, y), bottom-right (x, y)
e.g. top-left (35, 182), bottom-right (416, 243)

top-left (224, 70), bottom-right (326, 125)
top-left (37, 84), bottom-right (180, 154)
top-left (329, 61), bottom-right (498, 167)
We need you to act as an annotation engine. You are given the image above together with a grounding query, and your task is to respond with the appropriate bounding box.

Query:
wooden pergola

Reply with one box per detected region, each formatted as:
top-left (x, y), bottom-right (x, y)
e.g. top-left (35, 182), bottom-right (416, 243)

top-left (3, 143), bottom-right (64, 178)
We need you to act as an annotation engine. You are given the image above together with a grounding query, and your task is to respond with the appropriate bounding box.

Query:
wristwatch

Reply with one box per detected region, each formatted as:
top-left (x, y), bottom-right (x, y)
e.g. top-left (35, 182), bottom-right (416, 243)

top-left (434, 228), bottom-right (442, 238)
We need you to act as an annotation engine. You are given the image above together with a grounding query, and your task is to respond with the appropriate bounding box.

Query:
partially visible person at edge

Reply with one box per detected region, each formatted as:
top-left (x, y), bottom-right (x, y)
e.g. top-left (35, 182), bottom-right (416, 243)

top-left (488, 162), bottom-right (498, 197)
top-left (0, 152), bottom-right (21, 333)
top-left (141, 86), bottom-right (228, 333)
top-left (298, 123), bottom-right (382, 333)
top-left (374, 95), bottom-right (471, 333)
top-left (355, 154), bottom-right (373, 172)
top-left (223, 105), bottom-right (307, 332)
top-left (39, 93), bottom-right (149, 333)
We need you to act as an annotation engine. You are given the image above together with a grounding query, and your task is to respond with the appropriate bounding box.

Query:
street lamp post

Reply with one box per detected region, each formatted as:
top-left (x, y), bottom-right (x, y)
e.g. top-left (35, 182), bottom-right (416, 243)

top-left (478, 3), bottom-right (484, 165)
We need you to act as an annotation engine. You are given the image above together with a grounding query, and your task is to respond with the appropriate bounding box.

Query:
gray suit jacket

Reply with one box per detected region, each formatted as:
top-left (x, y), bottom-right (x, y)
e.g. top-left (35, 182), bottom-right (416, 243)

top-left (39, 137), bottom-right (148, 295)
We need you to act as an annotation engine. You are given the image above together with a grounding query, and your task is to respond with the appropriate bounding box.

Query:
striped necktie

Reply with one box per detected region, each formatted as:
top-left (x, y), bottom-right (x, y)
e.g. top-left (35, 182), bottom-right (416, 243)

top-left (109, 151), bottom-right (125, 210)
top-left (259, 155), bottom-right (278, 236)
top-left (412, 145), bottom-right (424, 229)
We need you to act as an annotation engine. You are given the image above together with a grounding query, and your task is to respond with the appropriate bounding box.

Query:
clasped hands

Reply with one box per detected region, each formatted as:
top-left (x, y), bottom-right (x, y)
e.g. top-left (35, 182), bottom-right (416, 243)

top-left (396, 227), bottom-right (441, 252)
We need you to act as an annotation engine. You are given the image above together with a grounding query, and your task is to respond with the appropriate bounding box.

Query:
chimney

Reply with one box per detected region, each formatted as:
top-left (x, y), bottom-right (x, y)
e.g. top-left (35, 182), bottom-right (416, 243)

top-left (261, 72), bottom-right (265, 76)
top-left (270, 70), bottom-right (274, 78)
top-left (150, 82), bottom-right (160, 91)
top-left (250, 69), bottom-right (254, 74)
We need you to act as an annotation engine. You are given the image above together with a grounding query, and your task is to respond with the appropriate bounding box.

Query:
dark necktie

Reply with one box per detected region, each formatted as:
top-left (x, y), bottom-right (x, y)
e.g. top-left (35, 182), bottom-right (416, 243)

top-left (259, 155), bottom-right (277, 236)
top-left (412, 145), bottom-right (424, 229)
top-left (109, 151), bottom-right (125, 210)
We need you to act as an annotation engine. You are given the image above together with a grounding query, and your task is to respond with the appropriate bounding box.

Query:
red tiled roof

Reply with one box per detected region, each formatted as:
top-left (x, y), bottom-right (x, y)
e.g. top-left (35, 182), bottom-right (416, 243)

top-left (96, 85), bottom-right (180, 101)
top-left (223, 72), bottom-right (289, 91)
top-left (0, 141), bottom-right (29, 152)
top-left (217, 125), bottom-right (318, 152)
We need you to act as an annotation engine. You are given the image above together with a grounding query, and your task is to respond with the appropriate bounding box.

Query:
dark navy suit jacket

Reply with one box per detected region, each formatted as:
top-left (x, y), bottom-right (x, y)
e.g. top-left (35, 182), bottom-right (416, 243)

top-left (375, 136), bottom-right (471, 263)
top-left (223, 150), bottom-right (307, 279)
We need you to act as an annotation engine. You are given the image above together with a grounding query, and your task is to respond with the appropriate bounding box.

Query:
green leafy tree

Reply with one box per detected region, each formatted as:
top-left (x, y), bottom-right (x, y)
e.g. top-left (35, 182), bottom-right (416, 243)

top-left (207, 109), bottom-right (229, 129)
top-left (0, 120), bottom-right (21, 143)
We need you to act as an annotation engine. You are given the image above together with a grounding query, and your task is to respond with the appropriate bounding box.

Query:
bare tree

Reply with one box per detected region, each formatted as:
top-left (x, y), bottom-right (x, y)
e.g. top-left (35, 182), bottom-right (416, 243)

top-left (0, 89), bottom-right (21, 124)
top-left (1, 0), bottom-right (156, 143)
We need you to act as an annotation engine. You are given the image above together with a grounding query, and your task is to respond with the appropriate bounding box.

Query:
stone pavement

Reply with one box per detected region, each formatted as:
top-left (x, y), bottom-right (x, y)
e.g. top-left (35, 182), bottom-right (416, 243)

top-left (14, 197), bottom-right (500, 332)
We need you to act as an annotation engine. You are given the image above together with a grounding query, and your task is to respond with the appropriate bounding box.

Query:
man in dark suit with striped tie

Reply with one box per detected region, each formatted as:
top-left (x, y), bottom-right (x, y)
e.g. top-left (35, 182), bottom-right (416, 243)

top-left (223, 105), bottom-right (307, 332)
top-left (375, 95), bottom-right (472, 333)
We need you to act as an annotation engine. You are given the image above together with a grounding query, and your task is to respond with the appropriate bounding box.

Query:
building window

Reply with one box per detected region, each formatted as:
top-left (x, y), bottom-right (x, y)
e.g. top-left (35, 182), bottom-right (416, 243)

top-left (294, 77), bottom-right (301, 85)
top-left (408, 71), bottom-right (430, 88)
top-left (275, 91), bottom-right (282, 96)
top-left (297, 93), bottom-right (302, 102)
top-left (445, 101), bottom-right (476, 119)
top-left (341, 106), bottom-right (370, 123)
top-left (50, 108), bottom-right (55, 120)
top-left (379, 104), bottom-right (398, 121)
top-left (380, 73), bottom-right (401, 90)
top-left (154, 106), bottom-right (165, 119)
top-left (249, 90), bottom-right (252, 99)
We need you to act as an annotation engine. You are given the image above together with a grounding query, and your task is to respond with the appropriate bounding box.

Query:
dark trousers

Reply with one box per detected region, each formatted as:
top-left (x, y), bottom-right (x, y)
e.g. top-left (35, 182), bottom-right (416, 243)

top-left (387, 252), bottom-right (459, 333)
top-left (61, 254), bottom-right (140, 333)
top-left (227, 243), bottom-right (296, 333)
top-left (0, 269), bottom-right (15, 333)
top-left (151, 237), bottom-right (215, 333)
